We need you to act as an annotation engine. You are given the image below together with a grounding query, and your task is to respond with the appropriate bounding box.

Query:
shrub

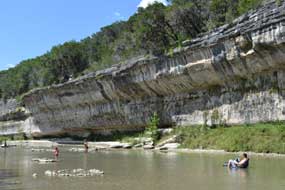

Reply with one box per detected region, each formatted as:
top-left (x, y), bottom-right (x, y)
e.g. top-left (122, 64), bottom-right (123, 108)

top-left (145, 112), bottom-right (160, 141)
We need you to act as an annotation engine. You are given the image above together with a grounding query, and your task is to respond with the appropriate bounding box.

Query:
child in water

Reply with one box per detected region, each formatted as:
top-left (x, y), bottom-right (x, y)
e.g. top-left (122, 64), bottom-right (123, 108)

top-left (84, 140), bottom-right (89, 153)
top-left (54, 147), bottom-right (59, 159)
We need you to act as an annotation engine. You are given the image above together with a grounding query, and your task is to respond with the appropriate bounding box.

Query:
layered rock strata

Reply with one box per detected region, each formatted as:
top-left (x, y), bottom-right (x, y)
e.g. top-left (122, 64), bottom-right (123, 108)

top-left (4, 0), bottom-right (285, 137)
top-left (0, 99), bottom-right (38, 137)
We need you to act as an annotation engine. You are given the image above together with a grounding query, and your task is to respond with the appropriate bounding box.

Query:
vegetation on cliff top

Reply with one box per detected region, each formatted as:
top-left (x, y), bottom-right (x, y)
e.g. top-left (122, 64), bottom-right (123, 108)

top-left (0, 0), bottom-right (270, 100)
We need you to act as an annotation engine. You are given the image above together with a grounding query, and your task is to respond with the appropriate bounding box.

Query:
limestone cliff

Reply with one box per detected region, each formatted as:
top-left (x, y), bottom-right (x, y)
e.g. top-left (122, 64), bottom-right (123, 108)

top-left (3, 0), bottom-right (285, 137)
top-left (0, 99), bottom-right (35, 136)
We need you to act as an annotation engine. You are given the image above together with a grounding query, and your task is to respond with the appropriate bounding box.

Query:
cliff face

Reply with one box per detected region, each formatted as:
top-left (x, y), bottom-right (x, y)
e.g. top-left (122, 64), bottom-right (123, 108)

top-left (13, 1), bottom-right (285, 137)
top-left (0, 99), bottom-right (37, 136)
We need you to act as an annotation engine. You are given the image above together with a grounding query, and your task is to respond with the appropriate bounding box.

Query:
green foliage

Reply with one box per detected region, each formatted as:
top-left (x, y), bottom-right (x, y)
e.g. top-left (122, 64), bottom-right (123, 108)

top-left (168, 0), bottom-right (209, 42)
top-left (238, 0), bottom-right (263, 15)
top-left (12, 133), bottom-right (28, 141)
top-left (0, 133), bottom-right (31, 141)
top-left (0, 57), bottom-right (47, 99)
top-left (208, 0), bottom-right (239, 28)
top-left (211, 109), bottom-right (220, 124)
top-left (0, 136), bottom-right (11, 142)
top-left (145, 112), bottom-right (160, 141)
top-left (276, 0), bottom-right (282, 5)
top-left (45, 41), bottom-right (88, 83)
top-left (133, 3), bottom-right (178, 55)
top-left (175, 123), bottom-right (285, 154)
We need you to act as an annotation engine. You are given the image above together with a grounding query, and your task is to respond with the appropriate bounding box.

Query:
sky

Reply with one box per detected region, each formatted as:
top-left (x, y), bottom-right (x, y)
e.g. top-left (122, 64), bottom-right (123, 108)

top-left (0, 0), bottom-right (167, 71)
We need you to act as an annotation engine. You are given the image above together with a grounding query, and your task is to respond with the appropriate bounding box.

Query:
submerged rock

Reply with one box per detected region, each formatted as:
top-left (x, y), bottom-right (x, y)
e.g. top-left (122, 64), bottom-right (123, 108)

top-left (44, 168), bottom-right (104, 177)
top-left (45, 170), bottom-right (53, 177)
top-left (68, 147), bottom-right (102, 152)
top-left (32, 158), bottom-right (57, 163)
top-left (68, 148), bottom-right (86, 152)
top-left (31, 149), bottom-right (53, 152)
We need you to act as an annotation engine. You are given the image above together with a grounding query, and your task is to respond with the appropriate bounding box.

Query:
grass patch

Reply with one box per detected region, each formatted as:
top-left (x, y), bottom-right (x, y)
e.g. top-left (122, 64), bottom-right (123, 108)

top-left (175, 123), bottom-right (285, 154)
top-left (0, 136), bottom-right (12, 142)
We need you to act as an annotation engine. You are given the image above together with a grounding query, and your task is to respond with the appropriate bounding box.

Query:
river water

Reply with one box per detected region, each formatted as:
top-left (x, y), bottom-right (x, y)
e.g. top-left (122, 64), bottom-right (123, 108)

top-left (0, 148), bottom-right (285, 190)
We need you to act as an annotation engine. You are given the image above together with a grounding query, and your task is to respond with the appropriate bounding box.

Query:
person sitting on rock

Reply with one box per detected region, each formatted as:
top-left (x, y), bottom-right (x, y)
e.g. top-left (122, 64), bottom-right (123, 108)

top-left (227, 153), bottom-right (249, 168)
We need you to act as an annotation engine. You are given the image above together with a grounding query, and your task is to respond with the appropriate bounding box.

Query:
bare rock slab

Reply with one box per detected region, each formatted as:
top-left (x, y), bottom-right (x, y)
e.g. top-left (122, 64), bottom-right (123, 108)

top-left (32, 158), bottom-right (58, 163)
top-left (44, 168), bottom-right (104, 177)
top-left (157, 143), bottom-right (181, 150)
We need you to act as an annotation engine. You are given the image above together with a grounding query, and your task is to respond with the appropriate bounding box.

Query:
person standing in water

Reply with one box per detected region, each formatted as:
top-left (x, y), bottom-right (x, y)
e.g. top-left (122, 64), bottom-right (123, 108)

top-left (84, 140), bottom-right (89, 153)
top-left (54, 147), bottom-right (59, 160)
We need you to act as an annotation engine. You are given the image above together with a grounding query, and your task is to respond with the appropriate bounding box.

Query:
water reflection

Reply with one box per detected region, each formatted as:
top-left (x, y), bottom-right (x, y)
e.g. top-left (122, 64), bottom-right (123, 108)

top-left (0, 169), bottom-right (19, 190)
top-left (1, 148), bottom-right (24, 190)
top-left (1, 149), bottom-right (7, 168)
top-left (83, 153), bottom-right (88, 170)
top-left (227, 168), bottom-right (249, 178)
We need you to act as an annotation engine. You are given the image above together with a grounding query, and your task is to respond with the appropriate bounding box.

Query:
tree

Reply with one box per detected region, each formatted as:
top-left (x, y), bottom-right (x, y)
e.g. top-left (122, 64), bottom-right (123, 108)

top-left (45, 41), bottom-right (88, 83)
top-left (238, 0), bottom-right (263, 15)
top-left (168, 0), bottom-right (209, 42)
top-left (208, 0), bottom-right (264, 29)
top-left (133, 2), bottom-right (178, 55)
top-left (146, 112), bottom-right (160, 141)
top-left (210, 0), bottom-right (228, 26)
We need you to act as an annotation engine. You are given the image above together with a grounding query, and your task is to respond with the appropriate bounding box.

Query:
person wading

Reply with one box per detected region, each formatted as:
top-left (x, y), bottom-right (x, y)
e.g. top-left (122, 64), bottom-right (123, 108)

top-left (54, 147), bottom-right (59, 160)
top-left (84, 140), bottom-right (89, 153)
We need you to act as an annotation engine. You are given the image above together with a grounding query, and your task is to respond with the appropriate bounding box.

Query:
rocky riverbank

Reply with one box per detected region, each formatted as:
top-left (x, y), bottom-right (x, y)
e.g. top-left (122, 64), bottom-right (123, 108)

top-left (4, 122), bottom-right (285, 157)
top-left (4, 139), bottom-right (285, 158)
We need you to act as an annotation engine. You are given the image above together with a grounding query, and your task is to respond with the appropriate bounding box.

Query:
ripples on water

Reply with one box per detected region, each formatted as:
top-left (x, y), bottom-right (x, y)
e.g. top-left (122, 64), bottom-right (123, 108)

top-left (0, 169), bottom-right (19, 190)
top-left (1, 148), bottom-right (285, 190)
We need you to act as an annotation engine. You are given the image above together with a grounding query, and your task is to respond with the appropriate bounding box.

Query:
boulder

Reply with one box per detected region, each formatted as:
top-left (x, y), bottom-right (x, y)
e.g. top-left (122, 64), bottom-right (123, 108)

top-left (110, 143), bottom-right (124, 149)
top-left (32, 158), bottom-right (57, 163)
top-left (122, 144), bottom-right (132, 149)
top-left (158, 143), bottom-right (180, 150)
top-left (44, 168), bottom-right (104, 177)
top-left (156, 135), bottom-right (178, 147)
top-left (143, 144), bottom-right (154, 150)
top-left (158, 128), bottom-right (173, 135)
top-left (31, 148), bottom-right (53, 152)
top-left (45, 170), bottom-right (52, 176)
top-left (133, 143), bottom-right (143, 148)
top-left (134, 137), bottom-right (153, 144)
top-left (68, 148), bottom-right (85, 152)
